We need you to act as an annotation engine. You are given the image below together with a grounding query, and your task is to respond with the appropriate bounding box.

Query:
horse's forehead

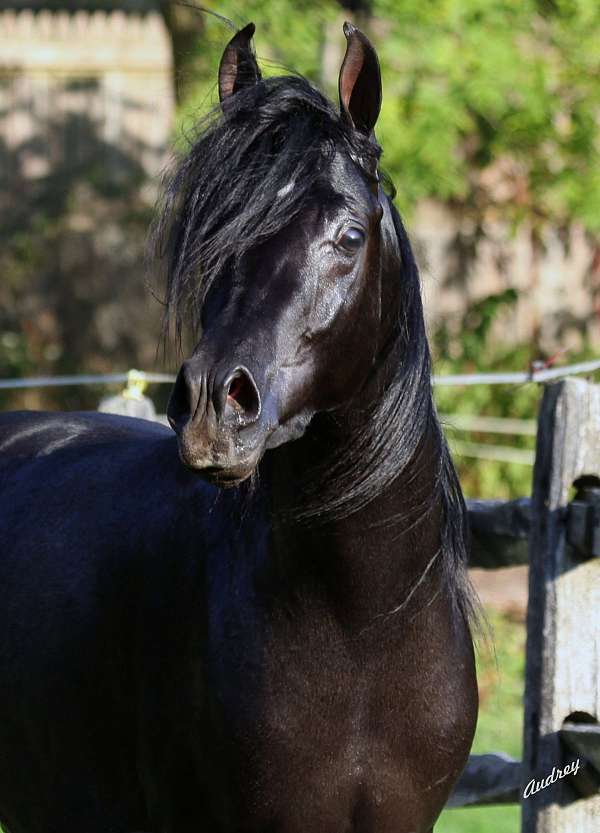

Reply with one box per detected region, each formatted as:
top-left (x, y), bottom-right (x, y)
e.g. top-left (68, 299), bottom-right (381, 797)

top-left (273, 149), bottom-right (374, 205)
top-left (328, 150), bottom-right (378, 207)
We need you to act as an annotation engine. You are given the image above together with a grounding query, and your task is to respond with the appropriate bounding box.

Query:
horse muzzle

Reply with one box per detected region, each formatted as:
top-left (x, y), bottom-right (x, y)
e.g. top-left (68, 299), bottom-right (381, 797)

top-left (167, 359), bottom-right (265, 485)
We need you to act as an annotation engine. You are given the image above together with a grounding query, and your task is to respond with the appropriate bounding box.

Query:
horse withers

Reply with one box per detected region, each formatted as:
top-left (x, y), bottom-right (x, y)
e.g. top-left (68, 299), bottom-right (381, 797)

top-left (0, 23), bottom-right (478, 833)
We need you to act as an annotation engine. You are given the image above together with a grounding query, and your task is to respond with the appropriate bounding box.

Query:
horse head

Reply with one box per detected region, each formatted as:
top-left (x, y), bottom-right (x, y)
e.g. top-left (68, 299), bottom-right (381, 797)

top-left (162, 24), bottom-right (404, 487)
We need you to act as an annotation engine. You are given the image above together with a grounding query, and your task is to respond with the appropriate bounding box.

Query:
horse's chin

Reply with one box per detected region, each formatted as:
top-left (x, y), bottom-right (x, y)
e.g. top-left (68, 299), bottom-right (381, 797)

top-left (176, 441), bottom-right (263, 487)
top-left (175, 410), bottom-right (314, 486)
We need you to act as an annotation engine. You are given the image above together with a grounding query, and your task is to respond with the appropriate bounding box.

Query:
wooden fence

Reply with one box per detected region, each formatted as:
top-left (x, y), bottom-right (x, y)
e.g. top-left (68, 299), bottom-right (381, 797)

top-left (450, 377), bottom-right (600, 832)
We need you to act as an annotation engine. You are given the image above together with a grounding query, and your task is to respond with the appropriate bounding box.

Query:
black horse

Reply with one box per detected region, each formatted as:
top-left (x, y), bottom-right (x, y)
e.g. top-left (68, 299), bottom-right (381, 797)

top-left (0, 23), bottom-right (478, 833)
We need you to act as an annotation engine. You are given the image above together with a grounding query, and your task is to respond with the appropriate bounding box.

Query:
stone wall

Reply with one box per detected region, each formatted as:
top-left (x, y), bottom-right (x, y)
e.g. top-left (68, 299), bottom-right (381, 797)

top-left (0, 5), bottom-right (174, 183)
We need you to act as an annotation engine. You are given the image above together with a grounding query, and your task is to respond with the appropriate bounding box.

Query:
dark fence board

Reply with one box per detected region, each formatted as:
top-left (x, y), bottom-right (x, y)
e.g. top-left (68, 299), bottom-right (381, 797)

top-left (447, 753), bottom-right (522, 808)
top-left (467, 498), bottom-right (530, 568)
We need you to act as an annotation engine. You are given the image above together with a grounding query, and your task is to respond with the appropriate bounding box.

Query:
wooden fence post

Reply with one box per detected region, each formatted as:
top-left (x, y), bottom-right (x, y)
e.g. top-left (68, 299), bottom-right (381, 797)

top-left (522, 378), bottom-right (600, 832)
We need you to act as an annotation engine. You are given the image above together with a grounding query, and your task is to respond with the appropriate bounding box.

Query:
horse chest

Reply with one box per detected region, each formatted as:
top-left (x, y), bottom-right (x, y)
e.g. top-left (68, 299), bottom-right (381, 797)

top-left (205, 605), bottom-right (467, 833)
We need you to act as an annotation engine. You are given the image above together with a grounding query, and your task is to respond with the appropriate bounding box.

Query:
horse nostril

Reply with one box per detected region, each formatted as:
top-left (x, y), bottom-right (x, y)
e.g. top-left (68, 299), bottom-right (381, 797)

top-left (224, 368), bottom-right (260, 424)
top-left (167, 363), bottom-right (200, 430)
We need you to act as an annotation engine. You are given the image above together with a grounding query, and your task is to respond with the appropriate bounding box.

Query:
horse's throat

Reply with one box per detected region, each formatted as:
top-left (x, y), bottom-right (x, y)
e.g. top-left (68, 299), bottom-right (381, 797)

top-left (264, 418), bottom-right (445, 628)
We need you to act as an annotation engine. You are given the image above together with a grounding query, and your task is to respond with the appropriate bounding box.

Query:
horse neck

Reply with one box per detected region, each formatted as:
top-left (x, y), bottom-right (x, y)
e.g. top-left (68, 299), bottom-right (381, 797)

top-left (264, 390), bottom-right (450, 631)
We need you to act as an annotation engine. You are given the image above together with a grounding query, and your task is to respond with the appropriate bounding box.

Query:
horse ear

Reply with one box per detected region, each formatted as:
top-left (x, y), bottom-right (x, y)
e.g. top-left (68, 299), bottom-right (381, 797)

top-left (338, 22), bottom-right (382, 135)
top-left (218, 22), bottom-right (261, 104)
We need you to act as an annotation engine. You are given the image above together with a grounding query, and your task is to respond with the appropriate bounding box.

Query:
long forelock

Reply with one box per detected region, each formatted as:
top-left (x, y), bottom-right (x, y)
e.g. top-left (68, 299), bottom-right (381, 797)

top-left (152, 74), bottom-right (380, 343)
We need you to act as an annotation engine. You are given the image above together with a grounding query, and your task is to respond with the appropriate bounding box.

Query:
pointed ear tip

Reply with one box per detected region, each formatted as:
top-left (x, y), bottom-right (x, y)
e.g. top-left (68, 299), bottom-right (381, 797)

top-left (343, 21), bottom-right (356, 38)
top-left (228, 22), bottom-right (255, 47)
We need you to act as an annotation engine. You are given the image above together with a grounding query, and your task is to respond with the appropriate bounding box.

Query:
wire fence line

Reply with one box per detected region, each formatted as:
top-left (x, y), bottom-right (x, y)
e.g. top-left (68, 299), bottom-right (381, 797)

top-left (439, 414), bottom-right (537, 436)
top-left (449, 439), bottom-right (536, 467)
top-left (441, 415), bottom-right (537, 466)
top-left (0, 371), bottom-right (176, 390)
top-left (0, 360), bottom-right (597, 466)
top-left (0, 356), bottom-right (599, 391)
top-left (432, 356), bottom-right (600, 386)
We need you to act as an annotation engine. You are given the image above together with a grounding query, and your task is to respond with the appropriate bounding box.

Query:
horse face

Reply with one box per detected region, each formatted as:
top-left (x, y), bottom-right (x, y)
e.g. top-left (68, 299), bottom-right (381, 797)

top-left (168, 156), bottom-right (384, 484)
top-left (167, 23), bottom-right (384, 485)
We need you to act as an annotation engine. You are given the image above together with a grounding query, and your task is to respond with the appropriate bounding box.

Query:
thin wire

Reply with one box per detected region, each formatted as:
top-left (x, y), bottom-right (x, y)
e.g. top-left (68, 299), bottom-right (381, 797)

top-left (433, 357), bottom-right (600, 386)
top-left (439, 414), bottom-right (537, 436)
top-left (0, 372), bottom-right (176, 390)
top-left (0, 357), bottom-right (598, 391)
top-left (449, 439), bottom-right (535, 467)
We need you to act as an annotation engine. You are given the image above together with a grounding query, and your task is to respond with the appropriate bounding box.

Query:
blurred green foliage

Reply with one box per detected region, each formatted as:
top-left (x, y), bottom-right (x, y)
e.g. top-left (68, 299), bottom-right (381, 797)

top-left (433, 290), bottom-right (540, 499)
top-left (177, 0), bottom-right (600, 231)
top-left (432, 286), bottom-right (598, 498)
top-left (376, 0), bottom-right (600, 229)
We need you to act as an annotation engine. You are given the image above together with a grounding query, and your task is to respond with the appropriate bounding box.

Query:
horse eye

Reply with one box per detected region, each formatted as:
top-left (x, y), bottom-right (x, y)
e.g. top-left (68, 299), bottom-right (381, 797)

top-left (337, 227), bottom-right (365, 252)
